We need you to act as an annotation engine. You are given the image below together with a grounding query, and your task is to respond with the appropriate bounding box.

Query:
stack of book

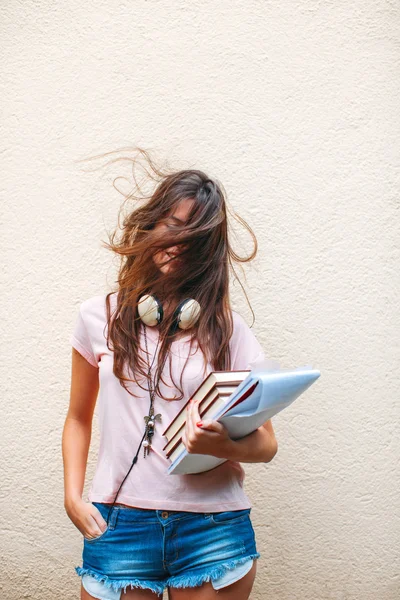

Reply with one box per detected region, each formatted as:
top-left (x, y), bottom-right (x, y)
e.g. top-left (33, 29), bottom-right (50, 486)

top-left (162, 370), bottom-right (252, 464)
top-left (162, 365), bottom-right (321, 475)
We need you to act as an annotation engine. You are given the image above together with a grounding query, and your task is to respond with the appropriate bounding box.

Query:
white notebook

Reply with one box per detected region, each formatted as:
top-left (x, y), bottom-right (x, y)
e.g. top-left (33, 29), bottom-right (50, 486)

top-left (167, 362), bottom-right (321, 475)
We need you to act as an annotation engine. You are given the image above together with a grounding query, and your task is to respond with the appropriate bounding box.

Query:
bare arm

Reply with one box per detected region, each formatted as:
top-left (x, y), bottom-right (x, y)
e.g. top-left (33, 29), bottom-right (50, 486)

top-left (223, 421), bottom-right (278, 463)
top-left (184, 400), bottom-right (278, 464)
top-left (62, 348), bottom-right (99, 511)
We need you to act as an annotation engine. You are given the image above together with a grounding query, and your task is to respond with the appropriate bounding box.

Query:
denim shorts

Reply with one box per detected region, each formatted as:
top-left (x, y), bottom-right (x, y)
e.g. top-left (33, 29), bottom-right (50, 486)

top-left (75, 502), bottom-right (260, 598)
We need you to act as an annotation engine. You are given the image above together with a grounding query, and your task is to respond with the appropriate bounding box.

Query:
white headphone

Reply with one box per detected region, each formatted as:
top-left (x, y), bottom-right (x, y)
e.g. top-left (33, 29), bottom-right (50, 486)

top-left (137, 293), bottom-right (201, 333)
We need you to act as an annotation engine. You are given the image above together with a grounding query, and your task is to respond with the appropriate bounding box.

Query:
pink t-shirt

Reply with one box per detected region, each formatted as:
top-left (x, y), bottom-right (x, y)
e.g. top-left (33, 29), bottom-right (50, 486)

top-left (70, 292), bottom-right (266, 512)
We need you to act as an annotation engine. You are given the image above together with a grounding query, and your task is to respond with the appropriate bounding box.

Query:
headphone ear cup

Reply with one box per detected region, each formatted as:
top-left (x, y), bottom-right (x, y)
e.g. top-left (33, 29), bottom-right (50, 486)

top-left (174, 298), bottom-right (201, 331)
top-left (137, 294), bottom-right (164, 326)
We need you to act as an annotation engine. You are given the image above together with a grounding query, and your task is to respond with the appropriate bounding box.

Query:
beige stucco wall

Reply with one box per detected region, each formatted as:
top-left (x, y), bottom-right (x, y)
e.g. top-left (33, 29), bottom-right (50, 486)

top-left (1, 1), bottom-right (399, 599)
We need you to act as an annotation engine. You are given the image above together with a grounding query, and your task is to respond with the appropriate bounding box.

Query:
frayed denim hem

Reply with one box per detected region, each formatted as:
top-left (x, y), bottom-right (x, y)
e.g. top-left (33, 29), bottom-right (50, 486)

top-left (75, 552), bottom-right (260, 594)
top-left (75, 566), bottom-right (165, 596)
top-left (165, 552), bottom-right (261, 589)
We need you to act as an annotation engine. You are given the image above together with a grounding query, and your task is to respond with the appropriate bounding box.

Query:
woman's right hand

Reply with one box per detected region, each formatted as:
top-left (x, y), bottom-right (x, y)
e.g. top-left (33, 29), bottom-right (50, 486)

top-left (65, 498), bottom-right (108, 540)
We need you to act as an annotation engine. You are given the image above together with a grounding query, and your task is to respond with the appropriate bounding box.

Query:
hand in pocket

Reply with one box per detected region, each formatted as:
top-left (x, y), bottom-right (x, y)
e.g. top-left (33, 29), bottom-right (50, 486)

top-left (65, 498), bottom-right (108, 540)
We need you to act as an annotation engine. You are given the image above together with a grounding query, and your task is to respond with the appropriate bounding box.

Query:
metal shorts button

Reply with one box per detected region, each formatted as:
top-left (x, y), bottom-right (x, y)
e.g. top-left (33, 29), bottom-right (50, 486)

top-left (162, 511), bottom-right (168, 518)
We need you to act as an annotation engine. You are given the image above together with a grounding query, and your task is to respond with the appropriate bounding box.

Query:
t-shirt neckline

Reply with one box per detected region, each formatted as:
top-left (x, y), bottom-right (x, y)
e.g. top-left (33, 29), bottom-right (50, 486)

top-left (142, 323), bottom-right (192, 345)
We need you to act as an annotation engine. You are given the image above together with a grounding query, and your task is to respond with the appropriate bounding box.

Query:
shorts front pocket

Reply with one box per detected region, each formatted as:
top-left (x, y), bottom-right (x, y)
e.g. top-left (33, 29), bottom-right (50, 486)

top-left (208, 509), bottom-right (250, 525)
top-left (83, 523), bottom-right (110, 543)
top-left (84, 503), bottom-right (111, 543)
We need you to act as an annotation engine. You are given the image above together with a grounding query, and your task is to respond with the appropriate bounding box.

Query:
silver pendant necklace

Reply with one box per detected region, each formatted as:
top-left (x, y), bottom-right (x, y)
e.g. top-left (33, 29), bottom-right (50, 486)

top-left (142, 325), bottom-right (166, 458)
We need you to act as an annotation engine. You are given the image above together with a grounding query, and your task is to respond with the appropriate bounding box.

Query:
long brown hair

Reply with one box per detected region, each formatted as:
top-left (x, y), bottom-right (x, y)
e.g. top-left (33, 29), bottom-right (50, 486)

top-left (76, 147), bottom-right (259, 401)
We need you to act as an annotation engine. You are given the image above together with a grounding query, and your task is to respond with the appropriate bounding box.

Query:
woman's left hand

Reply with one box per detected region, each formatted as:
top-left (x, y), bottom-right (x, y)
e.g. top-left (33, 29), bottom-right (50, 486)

top-left (182, 399), bottom-right (233, 459)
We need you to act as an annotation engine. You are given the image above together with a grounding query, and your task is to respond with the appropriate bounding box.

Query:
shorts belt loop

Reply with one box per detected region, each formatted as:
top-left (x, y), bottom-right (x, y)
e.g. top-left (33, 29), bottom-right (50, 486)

top-left (108, 506), bottom-right (119, 530)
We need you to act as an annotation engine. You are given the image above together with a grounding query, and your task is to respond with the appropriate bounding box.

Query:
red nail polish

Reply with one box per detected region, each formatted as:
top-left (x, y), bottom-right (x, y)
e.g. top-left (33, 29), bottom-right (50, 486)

top-left (196, 421), bottom-right (203, 427)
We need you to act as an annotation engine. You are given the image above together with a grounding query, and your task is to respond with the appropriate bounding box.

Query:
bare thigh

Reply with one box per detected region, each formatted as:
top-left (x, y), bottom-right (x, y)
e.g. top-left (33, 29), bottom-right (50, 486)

top-left (81, 582), bottom-right (163, 599)
top-left (167, 559), bottom-right (257, 600)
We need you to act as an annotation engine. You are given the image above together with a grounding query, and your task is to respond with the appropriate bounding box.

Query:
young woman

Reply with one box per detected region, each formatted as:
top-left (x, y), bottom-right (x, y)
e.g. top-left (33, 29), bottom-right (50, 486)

top-left (63, 152), bottom-right (278, 600)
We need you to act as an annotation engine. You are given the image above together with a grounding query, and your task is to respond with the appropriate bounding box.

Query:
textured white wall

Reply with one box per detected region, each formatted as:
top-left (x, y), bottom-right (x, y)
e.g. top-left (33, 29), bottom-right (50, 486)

top-left (1, 1), bottom-right (399, 599)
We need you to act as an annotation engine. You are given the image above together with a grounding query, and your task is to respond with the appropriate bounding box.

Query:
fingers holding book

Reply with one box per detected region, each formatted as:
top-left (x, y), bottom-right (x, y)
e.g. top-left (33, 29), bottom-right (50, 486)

top-left (182, 399), bottom-right (233, 459)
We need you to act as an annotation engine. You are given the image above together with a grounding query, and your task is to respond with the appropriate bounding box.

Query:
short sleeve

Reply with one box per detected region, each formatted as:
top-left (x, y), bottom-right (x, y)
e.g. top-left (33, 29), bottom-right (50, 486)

top-left (230, 310), bottom-right (266, 371)
top-left (70, 303), bottom-right (99, 368)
